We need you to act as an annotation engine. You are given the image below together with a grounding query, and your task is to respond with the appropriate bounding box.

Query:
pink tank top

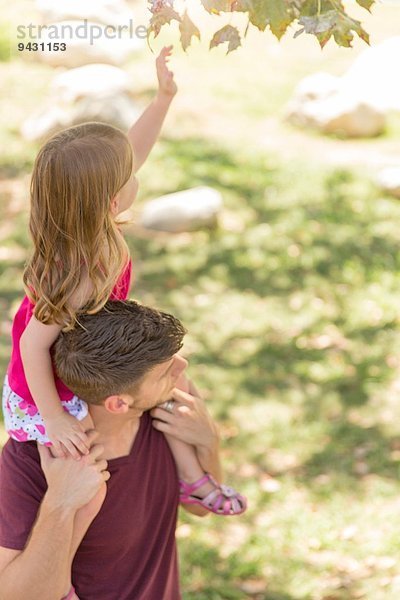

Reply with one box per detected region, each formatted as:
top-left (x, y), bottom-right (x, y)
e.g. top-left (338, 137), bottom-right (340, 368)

top-left (7, 260), bottom-right (132, 405)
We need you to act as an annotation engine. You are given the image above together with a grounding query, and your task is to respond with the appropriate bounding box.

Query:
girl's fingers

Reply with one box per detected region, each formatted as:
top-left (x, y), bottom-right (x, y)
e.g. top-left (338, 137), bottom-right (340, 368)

top-left (72, 434), bottom-right (90, 456)
top-left (51, 441), bottom-right (66, 458)
top-left (62, 439), bottom-right (81, 460)
top-left (75, 431), bottom-right (90, 451)
top-left (158, 45), bottom-right (173, 60)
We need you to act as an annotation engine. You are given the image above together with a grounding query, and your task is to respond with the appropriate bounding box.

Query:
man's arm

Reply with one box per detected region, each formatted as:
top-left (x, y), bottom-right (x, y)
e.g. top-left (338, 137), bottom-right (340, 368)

top-left (150, 383), bottom-right (223, 506)
top-left (0, 437), bottom-right (109, 600)
top-left (0, 496), bottom-right (76, 600)
top-left (128, 46), bottom-right (177, 173)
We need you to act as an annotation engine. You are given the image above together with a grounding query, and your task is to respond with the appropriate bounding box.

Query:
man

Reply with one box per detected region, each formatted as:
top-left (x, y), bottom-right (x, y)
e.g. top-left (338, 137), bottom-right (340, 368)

top-left (0, 300), bottom-right (222, 599)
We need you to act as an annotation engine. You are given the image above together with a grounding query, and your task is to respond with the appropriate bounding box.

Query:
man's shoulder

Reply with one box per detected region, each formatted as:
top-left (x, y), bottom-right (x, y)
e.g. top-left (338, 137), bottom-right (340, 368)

top-left (0, 438), bottom-right (41, 476)
top-left (0, 440), bottom-right (45, 552)
top-left (1, 437), bottom-right (39, 459)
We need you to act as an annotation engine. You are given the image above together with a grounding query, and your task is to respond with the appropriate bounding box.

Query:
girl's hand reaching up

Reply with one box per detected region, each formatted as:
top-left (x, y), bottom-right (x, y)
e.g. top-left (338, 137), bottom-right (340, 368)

top-left (156, 45), bottom-right (178, 98)
top-left (45, 411), bottom-right (90, 460)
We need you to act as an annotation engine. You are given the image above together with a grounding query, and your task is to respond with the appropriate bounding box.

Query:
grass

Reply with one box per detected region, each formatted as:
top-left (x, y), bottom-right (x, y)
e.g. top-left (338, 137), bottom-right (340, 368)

top-left (0, 23), bottom-right (11, 62)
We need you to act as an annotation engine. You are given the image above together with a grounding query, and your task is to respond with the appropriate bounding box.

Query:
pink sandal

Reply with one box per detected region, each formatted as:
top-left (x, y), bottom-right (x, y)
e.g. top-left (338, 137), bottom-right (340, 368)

top-left (179, 473), bottom-right (247, 516)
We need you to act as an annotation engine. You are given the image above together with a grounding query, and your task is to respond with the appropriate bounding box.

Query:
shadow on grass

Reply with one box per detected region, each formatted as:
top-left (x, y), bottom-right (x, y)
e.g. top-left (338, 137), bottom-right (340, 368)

top-left (134, 141), bottom-right (400, 299)
top-left (180, 538), bottom-right (310, 600)
top-left (298, 420), bottom-right (399, 492)
top-left (192, 327), bottom-right (400, 491)
top-left (191, 318), bottom-right (395, 410)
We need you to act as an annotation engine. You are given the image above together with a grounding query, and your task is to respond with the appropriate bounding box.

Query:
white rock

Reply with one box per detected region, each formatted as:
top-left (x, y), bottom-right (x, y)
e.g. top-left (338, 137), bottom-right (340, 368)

top-left (21, 106), bottom-right (71, 141)
top-left (72, 93), bottom-right (140, 130)
top-left (287, 91), bottom-right (386, 138)
top-left (312, 94), bottom-right (385, 138)
top-left (32, 20), bottom-right (143, 68)
top-left (286, 37), bottom-right (400, 137)
top-left (36, 0), bottom-right (134, 27)
top-left (51, 64), bottom-right (130, 104)
top-left (288, 37), bottom-right (400, 123)
top-left (376, 167), bottom-right (400, 199)
top-left (140, 187), bottom-right (223, 233)
top-left (21, 93), bottom-right (140, 142)
top-left (342, 37), bottom-right (400, 113)
top-left (293, 72), bottom-right (341, 102)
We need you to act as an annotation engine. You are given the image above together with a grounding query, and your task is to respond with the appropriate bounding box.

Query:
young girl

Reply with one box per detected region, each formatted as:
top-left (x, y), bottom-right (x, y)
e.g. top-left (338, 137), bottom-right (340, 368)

top-left (2, 47), bottom-right (246, 517)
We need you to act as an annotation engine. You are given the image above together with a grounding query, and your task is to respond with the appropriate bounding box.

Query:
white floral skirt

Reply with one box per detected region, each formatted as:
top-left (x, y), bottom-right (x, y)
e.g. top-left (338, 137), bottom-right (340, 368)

top-left (2, 375), bottom-right (88, 445)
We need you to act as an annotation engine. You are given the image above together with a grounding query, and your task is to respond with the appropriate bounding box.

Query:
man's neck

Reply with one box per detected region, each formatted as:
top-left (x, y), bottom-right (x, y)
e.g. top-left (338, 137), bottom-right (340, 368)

top-left (88, 406), bottom-right (143, 460)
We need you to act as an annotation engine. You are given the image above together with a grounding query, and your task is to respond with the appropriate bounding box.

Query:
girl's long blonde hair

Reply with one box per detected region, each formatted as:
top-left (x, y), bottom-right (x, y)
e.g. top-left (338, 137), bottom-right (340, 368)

top-left (23, 122), bottom-right (133, 330)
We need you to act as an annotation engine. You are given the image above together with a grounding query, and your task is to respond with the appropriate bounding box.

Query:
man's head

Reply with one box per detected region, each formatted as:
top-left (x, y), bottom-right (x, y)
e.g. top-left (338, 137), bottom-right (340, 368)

top-left (52, 300), bottom-right (187, 412)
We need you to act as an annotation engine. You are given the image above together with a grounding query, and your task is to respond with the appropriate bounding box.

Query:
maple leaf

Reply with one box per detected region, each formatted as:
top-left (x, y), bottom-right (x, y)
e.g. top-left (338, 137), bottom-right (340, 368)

top-left (180, 11), bottom-right (201, 52)
top-left (334, 13), bottom-right (370, 47)
top-left (355, 0), bottom-right (375, 10)
top-left (146, 0), bottom-right (373, 52)
top-left (201, 0), bottom-right (236, 14)
top-left (149, 0), bottom-right (174, 13)
top-left (301, 0), bottom-right (337, 13)
top-left (234, 0), bottom-right (294, 38)
top-left (296, 10), bottom-right (337, 36)
top-left (295, 9), bottom-right (369, 49)
top-left (210, 24), bottom-right (242, 54)
top-left (315, 30), bottom-right (333, 49)
top-left (261, 0), bottom-right (294, 38)
top-left (148, 5), bottom-right (181, 39)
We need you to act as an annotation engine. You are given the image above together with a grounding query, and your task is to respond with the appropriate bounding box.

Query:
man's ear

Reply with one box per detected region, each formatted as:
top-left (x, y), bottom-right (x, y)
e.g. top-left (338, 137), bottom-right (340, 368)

top-left (104, 395), bottom-right (132, 414)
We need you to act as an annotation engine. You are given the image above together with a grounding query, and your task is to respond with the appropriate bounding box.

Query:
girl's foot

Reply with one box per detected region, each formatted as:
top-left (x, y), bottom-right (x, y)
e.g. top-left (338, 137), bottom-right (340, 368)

top-left (179, 473), bottom-right (247, 516)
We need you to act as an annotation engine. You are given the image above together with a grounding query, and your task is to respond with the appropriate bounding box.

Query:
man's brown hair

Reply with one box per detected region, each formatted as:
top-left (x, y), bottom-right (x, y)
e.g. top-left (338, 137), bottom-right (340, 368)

top-left (52, 300), bottom-right (186, 404)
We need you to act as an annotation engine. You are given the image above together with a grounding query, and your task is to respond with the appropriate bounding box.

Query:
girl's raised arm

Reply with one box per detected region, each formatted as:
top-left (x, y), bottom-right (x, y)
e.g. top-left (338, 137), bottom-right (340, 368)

top-left (127, 46), bottom-right (177, 173)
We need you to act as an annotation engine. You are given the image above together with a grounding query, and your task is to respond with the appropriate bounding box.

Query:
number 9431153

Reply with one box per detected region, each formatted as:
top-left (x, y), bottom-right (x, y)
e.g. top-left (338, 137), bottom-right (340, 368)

top-left (18, 42), bottom-right (67, 52)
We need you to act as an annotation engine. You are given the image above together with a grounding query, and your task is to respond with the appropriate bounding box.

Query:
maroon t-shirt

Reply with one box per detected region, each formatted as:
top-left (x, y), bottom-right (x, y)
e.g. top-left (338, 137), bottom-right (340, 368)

top-left (0, 412), bottom-right (181, 600)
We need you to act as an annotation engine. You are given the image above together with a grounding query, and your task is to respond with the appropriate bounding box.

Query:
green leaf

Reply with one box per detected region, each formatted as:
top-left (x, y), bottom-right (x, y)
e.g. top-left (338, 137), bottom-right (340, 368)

top-left (246, 0), bottom-right (294, 38)
top-left (316, 30), bottom-right (333, 49)
top-left (296, 10), bottom-right (370, 49)
top-left (298, 11), bottom-right (337, 35)
top-left (334, 13), bottom-right (370, 48)
top-left (201, 0), bottom-right (236, 14)
top-left (355, 0), bottom-right (375, 11)
top-left (146, 0), bottom-right (372, 51)
top-left (180, 11), bottom-right (201, 52)
top-left (299, 0), bottom-right (336, 17)
top-left (210, 24), bottom-right (242, 54)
